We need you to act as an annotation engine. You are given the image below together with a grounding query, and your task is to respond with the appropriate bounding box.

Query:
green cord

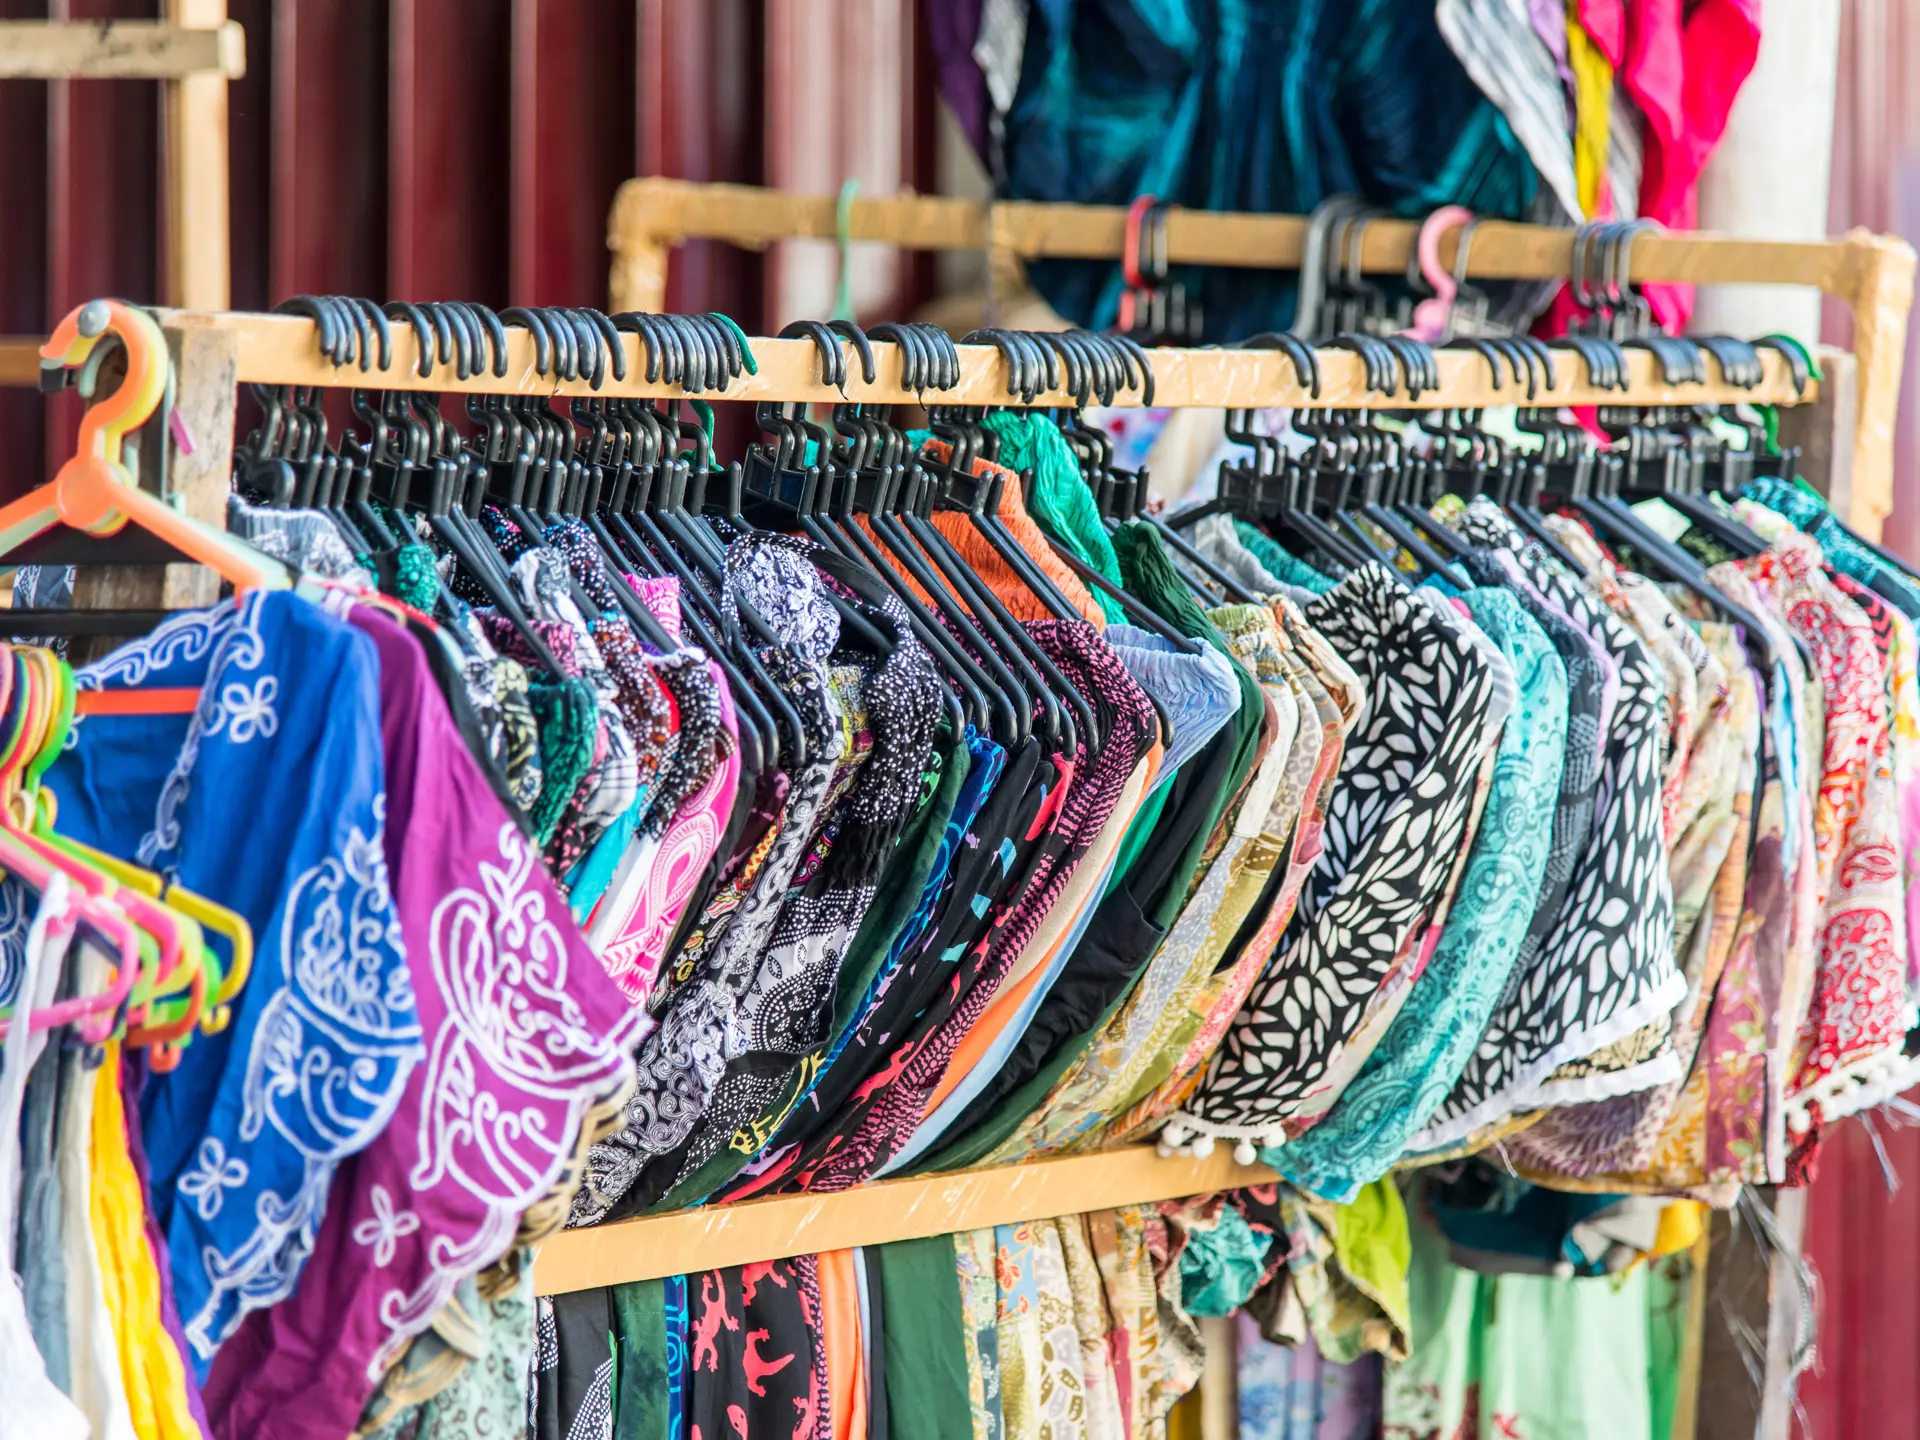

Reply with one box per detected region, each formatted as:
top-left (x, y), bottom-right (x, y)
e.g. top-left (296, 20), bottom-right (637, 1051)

top-left (832, 179), bottom-right (860, 324)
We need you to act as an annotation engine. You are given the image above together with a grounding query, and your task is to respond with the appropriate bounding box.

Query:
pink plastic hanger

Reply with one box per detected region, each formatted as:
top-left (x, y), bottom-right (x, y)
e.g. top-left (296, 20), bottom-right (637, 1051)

top-left (1404, 206), bottom-right (1476, 342)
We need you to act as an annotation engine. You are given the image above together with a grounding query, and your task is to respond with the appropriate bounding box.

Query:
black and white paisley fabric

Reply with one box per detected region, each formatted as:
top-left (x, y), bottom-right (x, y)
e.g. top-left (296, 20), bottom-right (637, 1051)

top-left (571, 545), bottom-right (847, 1226)
top-left (673, 593), bottom-right (943, 1181)
top-left (721, 531), bottom-right (841, 658)
top-left (1408, 502), bottom-right (1681, 1151)
top-left (1170, 563), bottom-right (1496, 1143)
top-left (638, 649), bottom-right (720, 841)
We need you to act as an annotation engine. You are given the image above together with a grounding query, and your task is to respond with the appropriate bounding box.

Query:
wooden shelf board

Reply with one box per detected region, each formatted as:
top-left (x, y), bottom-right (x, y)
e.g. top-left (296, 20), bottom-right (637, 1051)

top-left (155, 309), bottom-right (1816, 411)
top-left (0, 20), bottom-right (245, 79)
top-left (532, 1144), bottom-right (1277, 1295)
top-left (609, 177), bottom-right (1907, 299)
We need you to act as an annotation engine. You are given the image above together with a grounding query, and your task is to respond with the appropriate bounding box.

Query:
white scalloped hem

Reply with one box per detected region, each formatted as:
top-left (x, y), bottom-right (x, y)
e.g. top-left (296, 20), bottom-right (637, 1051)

top-left (1519, 1050), bottom-right (1684, 1108)
top-left (1154, 1113), bottom-right (1293, 1169)
top-left (1786, 1045), bottom-right (1920, 1131)
top-left (1401, 969), bottom-right (1690, 1155)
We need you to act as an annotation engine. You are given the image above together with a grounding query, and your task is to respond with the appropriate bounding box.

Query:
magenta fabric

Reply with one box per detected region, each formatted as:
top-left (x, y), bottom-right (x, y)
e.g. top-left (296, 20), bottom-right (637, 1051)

top-left (201, 605), bottom-right (645, 1438)
top-left (1567, 0), bottom-right (1761, 330)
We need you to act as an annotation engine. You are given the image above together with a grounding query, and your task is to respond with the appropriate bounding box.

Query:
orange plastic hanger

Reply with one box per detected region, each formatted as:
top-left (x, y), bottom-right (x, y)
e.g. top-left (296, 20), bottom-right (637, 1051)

top-left (17, 300), bottom-right (292, 726)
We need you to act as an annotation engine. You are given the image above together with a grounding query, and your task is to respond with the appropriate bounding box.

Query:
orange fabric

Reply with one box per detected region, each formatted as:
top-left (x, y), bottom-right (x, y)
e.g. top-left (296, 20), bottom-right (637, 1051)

top-left (916, 441), bottom-right (1106, 627)
top-left (818, 1248), bottom-right (867, 1440)
top-left (922, 744), bottom-right (1161, 1116)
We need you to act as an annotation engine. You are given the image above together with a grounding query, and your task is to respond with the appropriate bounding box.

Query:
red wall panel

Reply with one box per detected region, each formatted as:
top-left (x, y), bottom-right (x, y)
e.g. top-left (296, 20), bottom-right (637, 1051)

top-left (508, 0), bottom-right (634, 308)
top-left (387, 0), bottom-right (511, 303)
top-left (270, 0), bottom-right (389, 301)
top-left (1799, 1108), bottom-right (1920, 1439)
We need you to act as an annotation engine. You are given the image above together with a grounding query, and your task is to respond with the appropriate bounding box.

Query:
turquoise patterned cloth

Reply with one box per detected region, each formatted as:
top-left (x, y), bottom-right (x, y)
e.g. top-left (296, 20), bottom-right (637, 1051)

top-left (1271, 587), bottom-right (1567, 1201)
top-left (1234, 520), bottom-right (1338, 594)
top-left (1178, 1205), bottom-right (1273, 1316)
top-left (1743, 476), bottom-right (1920, 617)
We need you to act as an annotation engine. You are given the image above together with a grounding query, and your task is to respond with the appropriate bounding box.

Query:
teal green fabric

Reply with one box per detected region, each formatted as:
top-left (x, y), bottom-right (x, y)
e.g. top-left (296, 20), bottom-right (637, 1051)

top-left (1273, 587), bottom-right (1568, 1201)
top-left (1005, 0), bottom-right (1540, 336)
top-left (1112, 521), bottom-right (1222, 643)
top-left (1104, 774), bottom-right (1175, 901)
top-left (526, 678), bottom-right (597, 845)
top-left (1179, 1205), bottom-right (1274, 1316)
top-left (987, 410), bottom-right (1129, 623)
top-left (876, 1237), bottom-right (974, 1440)
top-left (1234, 519), bottom-right (1337, 595)
top-left (610, 1280), bottom-right (669, 1440)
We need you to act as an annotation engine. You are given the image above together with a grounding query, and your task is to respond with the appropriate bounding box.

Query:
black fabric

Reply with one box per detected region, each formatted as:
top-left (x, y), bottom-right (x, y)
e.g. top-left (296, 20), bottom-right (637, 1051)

top-left (406, 615), bottom-right (532, 839)
top-left (701, 739), bottom-right (1049, 1198)
top-left (926, 886), bottom-right (1166, 1154)
top-left (862, 1246), bottom-right (890, 1440)
top-left (683, 1260), bottom-right (818, 1439)
top-left (547, 1288), bottom-right (616, 1440)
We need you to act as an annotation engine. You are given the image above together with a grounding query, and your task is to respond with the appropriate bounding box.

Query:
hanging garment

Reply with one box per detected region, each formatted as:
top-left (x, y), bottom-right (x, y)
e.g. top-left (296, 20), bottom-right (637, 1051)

top-left (1510, 623), bottom-right (1758, 1180)
top-left (1408, 500), bottom-right (1681, 1151)
top-left (1739, 534), bottom-right (1910, 1128)
top-left (1384, 1198), bottom-right (1683, 1440)
top-left (1103, 602), bottom-right (1360, 1145)
top-left (56, 996), bottom-right (138, 1440)
top-left (200, 601), bottom-right (643, 1439)
top-left (577, 536), bottom-right (851, 1223)
top-left (1003, 0), bottom-right (1542, 337)
top-left (687, 721), bottom-right (977, 1204)
top-left (797, 626), bottom-right (1158, 1192)
top-left (908, 633), bottom-right (1250, 1175)
top-left (0, 873), bottom-right (91, 1440)
top-left (729, 729), bottom-right (1008, 1197)
top-left (1275, 585), bottom-right (1567, 1201)
top-left (1166, 564), bottom-right (1499, 1152)
top-left (50, 592), bottom-right (423, 1366)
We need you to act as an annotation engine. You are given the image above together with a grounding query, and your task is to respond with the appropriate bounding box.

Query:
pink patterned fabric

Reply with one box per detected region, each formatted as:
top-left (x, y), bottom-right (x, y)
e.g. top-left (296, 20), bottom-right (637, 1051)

top-left (1739, 539), bottom-right (1910, 1127)
top-left (588, 664), bottom-right (741, 1011)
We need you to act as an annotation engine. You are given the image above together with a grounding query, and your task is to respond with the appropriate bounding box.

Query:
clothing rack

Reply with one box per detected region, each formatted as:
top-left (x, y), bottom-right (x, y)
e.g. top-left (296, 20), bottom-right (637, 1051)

top-left (70, 298), bottom-right (1848, 1301)
top-left (605, 177), bottom-right (1915, 537)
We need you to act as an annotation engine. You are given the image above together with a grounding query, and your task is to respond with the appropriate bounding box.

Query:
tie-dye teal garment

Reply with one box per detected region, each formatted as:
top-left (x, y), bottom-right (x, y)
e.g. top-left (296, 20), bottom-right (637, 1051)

top-left (1743, 476), bottom-right (1920, 617)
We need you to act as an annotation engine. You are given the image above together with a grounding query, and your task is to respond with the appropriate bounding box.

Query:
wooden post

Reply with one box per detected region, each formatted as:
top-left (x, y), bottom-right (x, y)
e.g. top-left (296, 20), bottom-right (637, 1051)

top-left (1838, 228), bottom-right (1917, 541)
top-left (165, 0), bottom-right (234, 310)
top-left (1777, 347), bottom-right (1859, 519)
top-left (1694, 1190), bottom-right (1809, 1440)
top-left (606, 179), bottom-right (675, 313)
top-left (67, 318), bottom-right (238, 627)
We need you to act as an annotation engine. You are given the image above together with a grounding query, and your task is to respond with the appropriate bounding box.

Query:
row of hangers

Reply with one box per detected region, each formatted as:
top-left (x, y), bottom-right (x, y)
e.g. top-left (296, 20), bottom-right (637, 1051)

top-left (219, 293), bottom-right (1837, 772)
top-left (1163, 319), bottom-right (1822, 686)
top-left (6, 293), bottom-right (1840, 835)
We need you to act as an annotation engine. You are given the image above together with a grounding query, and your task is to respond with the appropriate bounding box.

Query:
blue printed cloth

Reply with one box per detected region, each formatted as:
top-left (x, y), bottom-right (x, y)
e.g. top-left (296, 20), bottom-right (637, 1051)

top-left (48, 591), bottom-right (420, 1366)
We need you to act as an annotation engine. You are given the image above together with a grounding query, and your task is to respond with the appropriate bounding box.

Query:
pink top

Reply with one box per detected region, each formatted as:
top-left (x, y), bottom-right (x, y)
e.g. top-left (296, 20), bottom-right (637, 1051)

top-left (589, 662), bottom-right (741, 1010)
top-left (1560, 0), bottom-right (1761, 331)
